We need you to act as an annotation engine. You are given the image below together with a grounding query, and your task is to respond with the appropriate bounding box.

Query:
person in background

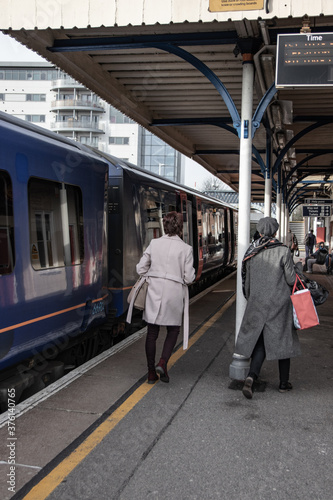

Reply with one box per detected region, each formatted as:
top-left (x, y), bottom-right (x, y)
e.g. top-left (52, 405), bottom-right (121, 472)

top-left (305, 242), bottom-right (328, 274)
top-left (235, 216), bottom-right (301, 399)
top-left (304, 229), bottom-right (316, 258)
top-left (136, 211), bottom-right (195, 384)
top-left (287, 229), bottom-right (298, 257)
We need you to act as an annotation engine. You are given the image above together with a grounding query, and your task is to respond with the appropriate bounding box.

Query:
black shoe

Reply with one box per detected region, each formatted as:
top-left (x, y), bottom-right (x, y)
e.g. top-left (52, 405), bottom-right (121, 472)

top-left (279, 382), bottom-right (293, 393)
top-left (242, 376), bottom-right (254, 399)
top-left (148, 370), bottom-right (159, 384)
top-left (156, 359), bottom-right (169, 383)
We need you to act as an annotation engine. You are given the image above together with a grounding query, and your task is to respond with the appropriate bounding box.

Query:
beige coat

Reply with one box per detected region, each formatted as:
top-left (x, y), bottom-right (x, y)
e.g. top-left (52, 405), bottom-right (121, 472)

top-left (136, 235), bottom-right (195, 346)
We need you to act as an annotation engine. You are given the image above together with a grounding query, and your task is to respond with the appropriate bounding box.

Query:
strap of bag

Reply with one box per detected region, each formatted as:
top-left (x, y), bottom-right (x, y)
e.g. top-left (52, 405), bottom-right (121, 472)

top-left (292, 274), bottom-right (306, 294)
top-left (292, 273), bottom-right (306, 295)
top-left (126, 276), bottom-right (147, 323)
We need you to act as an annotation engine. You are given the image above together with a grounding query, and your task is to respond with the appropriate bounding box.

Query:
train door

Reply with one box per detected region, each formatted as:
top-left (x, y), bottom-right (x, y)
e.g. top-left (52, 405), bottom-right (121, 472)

top-left (228, 209), bottom-right (235, 263)
top-left (226, 208), bottom-right (235, 264)
top-left (179, 192), bottom-right (193, 247)
top-left (179, 192), bottom-right (189, 243)
top-left (187, 200), bottom-right (193, 246)
top-left (195, 197), bottom-right (203, 280)
top-left (0, 171), bottom-right (15, 274)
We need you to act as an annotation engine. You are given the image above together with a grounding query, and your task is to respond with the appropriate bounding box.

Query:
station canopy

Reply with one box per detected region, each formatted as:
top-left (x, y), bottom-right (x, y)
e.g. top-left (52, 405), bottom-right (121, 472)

top-left (2, 1), bottom-right (333, 211)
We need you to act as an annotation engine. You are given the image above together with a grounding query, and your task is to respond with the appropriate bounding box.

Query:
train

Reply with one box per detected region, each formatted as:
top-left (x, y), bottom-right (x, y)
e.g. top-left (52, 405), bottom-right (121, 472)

top-left (0, 111), bottom-right (237, 411)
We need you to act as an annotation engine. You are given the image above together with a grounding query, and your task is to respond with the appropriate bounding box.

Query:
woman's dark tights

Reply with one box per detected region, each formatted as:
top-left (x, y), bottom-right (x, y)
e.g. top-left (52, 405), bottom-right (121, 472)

top-left (248, 332), bottom-right (290, 384)
top-left (146, 323), bottom-right (180, 370)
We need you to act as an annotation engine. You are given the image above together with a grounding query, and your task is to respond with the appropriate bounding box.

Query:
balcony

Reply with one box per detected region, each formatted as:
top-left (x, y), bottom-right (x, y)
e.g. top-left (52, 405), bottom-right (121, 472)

top-left (51, 99), bottom-right (105, 112)
top-left (51, 120), bottom-right (104, 133)
top-left (50, 78), bottom-right (86, 90)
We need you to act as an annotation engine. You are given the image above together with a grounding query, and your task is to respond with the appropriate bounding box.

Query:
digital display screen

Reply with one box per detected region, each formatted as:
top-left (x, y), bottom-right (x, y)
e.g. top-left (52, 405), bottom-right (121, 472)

top-left (276, 33), bottom-right (333, 87)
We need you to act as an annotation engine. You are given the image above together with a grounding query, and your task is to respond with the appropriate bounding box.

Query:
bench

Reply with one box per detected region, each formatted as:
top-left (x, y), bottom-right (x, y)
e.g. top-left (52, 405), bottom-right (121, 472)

top-left (312, 263), bottom-right (327, 274)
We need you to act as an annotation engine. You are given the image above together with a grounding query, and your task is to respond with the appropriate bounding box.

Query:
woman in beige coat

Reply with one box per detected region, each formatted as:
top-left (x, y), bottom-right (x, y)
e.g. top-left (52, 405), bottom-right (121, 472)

top-left (136, 212), bottom-right (195, 384)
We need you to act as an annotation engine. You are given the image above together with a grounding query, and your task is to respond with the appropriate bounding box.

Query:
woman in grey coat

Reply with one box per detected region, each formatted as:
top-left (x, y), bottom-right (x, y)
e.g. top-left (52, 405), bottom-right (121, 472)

top-left (136, 212), bottom-right (195, 384)
top-left (235, 217), bottom-right (300, 399)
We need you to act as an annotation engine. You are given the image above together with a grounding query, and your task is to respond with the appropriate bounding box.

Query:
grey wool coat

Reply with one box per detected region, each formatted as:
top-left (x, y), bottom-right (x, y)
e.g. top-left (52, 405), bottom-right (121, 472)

top-left (136, 235), bottom-right (195, 327)
top-left (235, 245), bottom-right (301, 361)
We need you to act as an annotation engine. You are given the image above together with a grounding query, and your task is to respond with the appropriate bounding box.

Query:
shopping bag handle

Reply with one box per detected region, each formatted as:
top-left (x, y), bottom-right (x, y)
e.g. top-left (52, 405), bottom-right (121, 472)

top-left (292, 274), bottom-right (306, 294)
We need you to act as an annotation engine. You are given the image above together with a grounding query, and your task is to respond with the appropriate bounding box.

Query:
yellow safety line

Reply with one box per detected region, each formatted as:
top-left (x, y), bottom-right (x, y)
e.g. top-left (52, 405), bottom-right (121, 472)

top-left (22, 294), bottom-right (235, 500)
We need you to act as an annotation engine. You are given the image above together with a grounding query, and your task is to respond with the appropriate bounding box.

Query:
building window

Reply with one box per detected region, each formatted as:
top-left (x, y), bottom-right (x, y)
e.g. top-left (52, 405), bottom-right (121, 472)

top-left (5, 94), bottom-right (26, 102)
top-left (29, 179), bottom-right (84, 269)
top-left (109, 137), bottom-right (129, 145)
top-left (0, 68), bottom-right (58, 80)
top-left (0, 171), bottom-right (15, 275)
top-left (141, 130), bottom-right (179, 181)
top-left (26, 94), bottom-right (46, 102)
top-left (25, 115), bottom-right (46, 123)
top-left (109, 106), bottom-right (134, 124)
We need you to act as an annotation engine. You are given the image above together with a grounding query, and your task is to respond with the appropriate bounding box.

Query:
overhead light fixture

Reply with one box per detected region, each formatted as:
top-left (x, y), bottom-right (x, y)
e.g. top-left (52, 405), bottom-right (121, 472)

top-left (277, 132), bottom-right (285, 149)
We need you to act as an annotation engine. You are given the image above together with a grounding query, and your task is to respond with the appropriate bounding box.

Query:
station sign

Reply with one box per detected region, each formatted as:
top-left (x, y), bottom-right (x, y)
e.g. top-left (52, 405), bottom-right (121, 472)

top-left (209, 0), bottom-right (263, 12)
top-left (303, 205), bottom-right (331, 217)
top-left (305, 199), bottom-right (333, 205)
top-left (276, 33), bottom-right (333, 88)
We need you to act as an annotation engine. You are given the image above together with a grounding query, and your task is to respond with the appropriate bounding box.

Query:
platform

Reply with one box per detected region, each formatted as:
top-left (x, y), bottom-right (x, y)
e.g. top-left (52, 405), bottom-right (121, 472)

top-left (1, 270), bottom-right (332, 500)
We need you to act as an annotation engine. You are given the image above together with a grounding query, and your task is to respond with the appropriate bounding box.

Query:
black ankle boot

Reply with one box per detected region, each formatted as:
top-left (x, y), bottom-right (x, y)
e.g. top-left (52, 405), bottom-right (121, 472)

top-left (242, 376), bottom-right (254, 399)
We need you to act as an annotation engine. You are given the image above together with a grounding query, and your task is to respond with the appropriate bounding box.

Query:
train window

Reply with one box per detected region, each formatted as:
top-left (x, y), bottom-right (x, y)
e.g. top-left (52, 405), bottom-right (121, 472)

top-left (0, 171), bottom-right (15, 275)
top-left (28, 179), bottom-right (84, 270)
top-left (138, 185), bottom-right (177, 249)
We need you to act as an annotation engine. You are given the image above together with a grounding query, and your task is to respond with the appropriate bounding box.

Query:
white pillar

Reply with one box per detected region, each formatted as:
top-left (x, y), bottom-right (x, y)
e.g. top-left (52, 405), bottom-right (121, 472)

top-left (281, 203), bottom-right (286, 243)
top-left (229, 57), bottom-right (254, 380)
top-left (276, 191), bottom-right (282, 240)
top-left (285, 208), bottom-right (289, 236)
top-left (264, 172), bottom-right (272, 217)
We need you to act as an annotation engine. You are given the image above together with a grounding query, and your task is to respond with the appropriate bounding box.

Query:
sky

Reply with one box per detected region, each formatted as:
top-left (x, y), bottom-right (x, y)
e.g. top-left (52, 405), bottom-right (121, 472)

top-left (0, 32), bottom-right (44, 62)
top-left (0, 31), bottom-right (226, 191)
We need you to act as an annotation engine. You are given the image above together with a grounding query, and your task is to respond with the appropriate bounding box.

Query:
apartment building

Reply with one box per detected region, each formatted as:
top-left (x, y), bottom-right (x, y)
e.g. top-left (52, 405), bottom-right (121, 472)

top-left (0, 60), bottom-right (182, 183)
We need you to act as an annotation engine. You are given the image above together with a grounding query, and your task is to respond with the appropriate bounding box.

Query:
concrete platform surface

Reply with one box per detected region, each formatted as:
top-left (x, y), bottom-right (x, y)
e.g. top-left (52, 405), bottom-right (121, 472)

top-left (1, 271), bottom-right (333, 500)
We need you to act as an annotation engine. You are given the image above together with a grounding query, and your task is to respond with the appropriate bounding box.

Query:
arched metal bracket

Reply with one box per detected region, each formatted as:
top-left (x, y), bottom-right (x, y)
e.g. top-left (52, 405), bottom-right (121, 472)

top-left (153, 43), bottom-right (241, 134)
top-left (252, 83), bottom-right (278, 138)
top-left (272, 121), bottom-right (332, 177)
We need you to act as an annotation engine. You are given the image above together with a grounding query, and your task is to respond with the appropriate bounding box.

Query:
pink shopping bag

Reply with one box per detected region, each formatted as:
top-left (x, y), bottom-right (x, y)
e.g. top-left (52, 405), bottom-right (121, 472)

top-left (291, 275), bottom-right (319, 330)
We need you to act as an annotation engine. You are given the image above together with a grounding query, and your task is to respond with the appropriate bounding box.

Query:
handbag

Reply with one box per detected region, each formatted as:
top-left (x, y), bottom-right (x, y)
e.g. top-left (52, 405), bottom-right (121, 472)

top-left (291, 275), bottom-right (319, 330)
top-left (127, 276), bottom-right (148, 311)
top-left (295, 268), bottom-right (329, 306)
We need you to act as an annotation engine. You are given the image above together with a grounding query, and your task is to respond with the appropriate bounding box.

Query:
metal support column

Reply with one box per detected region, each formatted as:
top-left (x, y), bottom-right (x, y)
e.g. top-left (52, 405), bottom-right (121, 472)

top-left (264, 127), bottom-right (272, 217)
top-left (281, 202), bottom-right (286, 243)
top-left (229, 51), bottom-right (254, 380)
top-left (276, 190), bottom-right (282, 240)
top-left (264, 171), bottom-right (272, 217)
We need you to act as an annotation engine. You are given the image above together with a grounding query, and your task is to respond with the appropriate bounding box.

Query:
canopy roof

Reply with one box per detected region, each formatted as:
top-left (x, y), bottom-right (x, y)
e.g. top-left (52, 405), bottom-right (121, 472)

top-left (3, 5), bottom-right (333, 209)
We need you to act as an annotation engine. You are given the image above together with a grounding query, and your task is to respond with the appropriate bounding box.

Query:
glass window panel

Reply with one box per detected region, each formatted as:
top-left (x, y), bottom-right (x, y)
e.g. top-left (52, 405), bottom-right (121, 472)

top-left (29, 178), bottom-right (83, 269)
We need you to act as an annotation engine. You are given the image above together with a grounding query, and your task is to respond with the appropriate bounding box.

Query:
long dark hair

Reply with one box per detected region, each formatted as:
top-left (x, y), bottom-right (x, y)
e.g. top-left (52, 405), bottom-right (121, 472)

top-left (163, 211), bottom-right (183, 237)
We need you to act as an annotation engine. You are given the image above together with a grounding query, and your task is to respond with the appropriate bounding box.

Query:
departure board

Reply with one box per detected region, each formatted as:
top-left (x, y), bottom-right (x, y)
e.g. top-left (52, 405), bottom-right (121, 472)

top-left (276, 33), bottom-right (333, 87)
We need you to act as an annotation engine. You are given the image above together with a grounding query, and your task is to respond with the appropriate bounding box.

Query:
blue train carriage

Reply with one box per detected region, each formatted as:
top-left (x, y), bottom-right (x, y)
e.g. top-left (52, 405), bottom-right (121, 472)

top-left (94, 152), bottom-right (237, 335)
top-left (0, 112), bottom-right (109, 409)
